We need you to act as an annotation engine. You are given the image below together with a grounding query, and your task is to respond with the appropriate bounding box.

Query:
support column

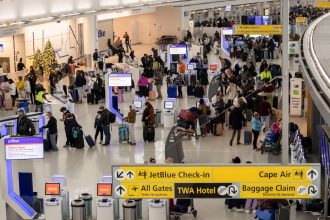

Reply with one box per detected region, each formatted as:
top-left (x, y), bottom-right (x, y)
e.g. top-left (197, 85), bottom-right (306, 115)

top-left (83, 15), bottom-right (98, 69)
top-left (281, 0), bottom-right (290, 164)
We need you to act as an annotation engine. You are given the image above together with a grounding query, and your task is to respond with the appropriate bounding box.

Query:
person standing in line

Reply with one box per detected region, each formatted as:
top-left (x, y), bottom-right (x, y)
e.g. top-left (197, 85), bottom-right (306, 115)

top-left (127, 105), bottom-right (136, 145)
top-left (251, 112), bottom-right (262, 151)
top-left (24, 76), bottom-right (31, 100)
top-left (123, 32), bottom-right (132, 53)
top-left (200, 68), bottom-right (209, 97)
top-left (16, 76), bottom-right (25, 99)
top-left (154, 70), bottom-right (163, 99)
top-left (42, 111), bottom-right (58, 151)
top-left (174, 73), bottom-right (184, 98)
top-left (198, 98), bottom-right (208, 137)
top-left (94, 111), bottom-right (103, 145)
top-left (93, 49), bottom-right (99, 70)
top-left (28, 67), bottom-right (37, 104)
top-left (257, 96), bottom-right (272, 132)
top-left (99, 105), bottom-right (111, 146)
top-left (17, 58), bottom-right (26, 71)
top-left (75, 70), bottom-right (85, 103)
top-left (229, 103), bottom-right (246, 146)
top-left (60, 107), bottom-right (74, 148)
top-left (8, 79), bottom-right (17, 108)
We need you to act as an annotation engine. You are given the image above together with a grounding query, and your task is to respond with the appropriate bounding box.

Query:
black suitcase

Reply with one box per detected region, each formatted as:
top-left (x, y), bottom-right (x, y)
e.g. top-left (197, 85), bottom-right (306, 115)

top-left (190, 75), bottom-right (197, 86)
top-left (143, 126), bottom-right (155, 142)
top-left (195, 86), bottom-right (204, 98)
top-left (73, 130), bottom-right (85, 149)
top-left (43, 139), bottom-right (51, 152)
top-left (242, 52), bottom-right (248, 62)
top-left (273, 96), bottom-right (278, 108)
top-left (87, 93), bottom-right (94, 104)
top-left (187, 85), bottom-right (195, 97)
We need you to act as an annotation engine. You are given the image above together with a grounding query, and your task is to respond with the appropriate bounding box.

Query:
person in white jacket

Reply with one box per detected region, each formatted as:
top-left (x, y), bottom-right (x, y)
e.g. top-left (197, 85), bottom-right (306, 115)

top-left (226, 82), bottom-right (242, 108)
top-left (24, 77), bottom-right (31, 100)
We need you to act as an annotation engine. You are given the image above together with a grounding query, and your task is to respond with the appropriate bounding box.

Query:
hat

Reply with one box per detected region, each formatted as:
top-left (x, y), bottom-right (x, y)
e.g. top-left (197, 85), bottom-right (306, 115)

top-left (18, 108), bottom-right (25, 113)
top-left (164, 157), bottom-right (174, 164)
top-left (232, 157), bottom-right (241, 164)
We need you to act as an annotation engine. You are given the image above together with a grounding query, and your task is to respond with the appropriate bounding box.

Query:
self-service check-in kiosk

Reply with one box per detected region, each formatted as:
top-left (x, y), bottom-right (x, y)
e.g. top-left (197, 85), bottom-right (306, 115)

top-left (163, 99), bottom-right (177, 128)
top-left (51, 175), bottom-right (69, 219)
top-left (44, 183), bottom-right (63, 220)
top-left (133, 99), bottom-right (144, 128)
top-left (96, 182), bottom-right (114, 220)
top-left (148, 199), bottom-right (168, 220)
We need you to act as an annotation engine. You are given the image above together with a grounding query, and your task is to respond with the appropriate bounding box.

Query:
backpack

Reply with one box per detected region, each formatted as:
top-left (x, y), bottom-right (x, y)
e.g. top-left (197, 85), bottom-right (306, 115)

top-left (152, 61), bottom-right (160, 71)
top-left (109, 111), bottom-right (116, 123)
top-left (215, 99), bottom-right (225, 111)
top-left (238, 98), bottom-right (247, 111)
top-left (72, 127), bottom-right (79, 139)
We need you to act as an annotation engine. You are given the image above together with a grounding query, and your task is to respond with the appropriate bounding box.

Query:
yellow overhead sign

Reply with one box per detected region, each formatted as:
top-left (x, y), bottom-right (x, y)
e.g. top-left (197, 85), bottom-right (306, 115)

top-left (316, 1), bottom-right (330, 8)
top-left (233, 25), bottom-right (283, 35)
top-left (112, 165), bottom-right (321, 199)
top-left (296, 17), bottom-right (307, 24)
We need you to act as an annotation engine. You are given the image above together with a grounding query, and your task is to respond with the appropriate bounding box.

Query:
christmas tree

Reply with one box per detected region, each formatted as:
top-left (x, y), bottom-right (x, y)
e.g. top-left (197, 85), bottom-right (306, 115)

top-left (32, 48), bottom-right (43, 73)
top-left (42, 40), bottom-right (56, 76)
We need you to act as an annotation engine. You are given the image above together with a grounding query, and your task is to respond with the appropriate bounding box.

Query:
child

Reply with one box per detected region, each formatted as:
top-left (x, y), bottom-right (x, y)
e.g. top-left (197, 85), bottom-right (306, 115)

top-left (94, 111), bottom-right (103, 144)
top-left (127, 105), bottom-right (136, 145)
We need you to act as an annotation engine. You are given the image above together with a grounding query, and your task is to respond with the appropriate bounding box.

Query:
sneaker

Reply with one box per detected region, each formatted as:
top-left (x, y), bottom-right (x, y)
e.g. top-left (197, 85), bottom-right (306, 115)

top-left (63, 144), bottom-right (69, 148)
top-left (237, 142), bottom-right (241, 145)
top-left (99, 141), bottom-right (102, 144)
top-left (255, 148), bottom-right (261, 151)
top-left (130, 143), bottom-right (136, 145)
top-left (236, 208), bottom-right (244, 212)
top-left (102, 143), bottom-right (109, 146)
top-left (244, 209), bottom-right (251, 214)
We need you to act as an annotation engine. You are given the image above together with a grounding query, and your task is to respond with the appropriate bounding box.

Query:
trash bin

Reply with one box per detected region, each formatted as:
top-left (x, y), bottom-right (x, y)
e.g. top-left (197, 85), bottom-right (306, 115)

top-left (79, 193), bottom-right (93, 218)
top-left (123, 200), bottom-right (137, 220)
top-left (5, 122), bottom-right (14, 136)
top-left (30, 117), bottom-right (39, 135)
top-left (134, 199), bottom-right (142, 219)
top-left (71, 199), bottom-right (85, 220)
top-left (155, 109), bottom-right (162, 127)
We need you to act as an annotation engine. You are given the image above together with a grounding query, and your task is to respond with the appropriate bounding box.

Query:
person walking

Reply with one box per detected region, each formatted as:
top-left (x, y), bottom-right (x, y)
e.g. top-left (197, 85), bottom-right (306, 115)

top-left (35, 88), bottom-right (49, 112)
top-left (251, 112), bottom-right (262, 151)
top-left (229, 103), bottom-right (246, 146)
top-left (99, 105), bottom-right (111, 146)
top-left (123, 32), bottom-right (132, 52)
top-left (198, 98), bottom-right (208, 137)
top-left (75, 70), bottom-right (86, 103)
top-left (28, 67), bottom-right (37, 104)
top-left (94, 111), bottom-right (103, 145)
top-left (127, 105), bottom-right (136, 145)
top-left (257, 96), bottom-right (272, 132)
top-left (17, 58), bottom-right (25, 71)
top-left (8, 79), bottom-right (17, 108)
top-left (16, 76), bottom-right (25, 99)
top-left (154, 69), bottom-right (163, 99)
top-left (42, 111), bottom-right (58, 151)
top-left (93, 49), bottom-right (99, 70)
top-left (173, 73), bottom-right (184, 98)
top-left (24, 76), bottom-right (31, 100)
top-left (60, 107), bottom-right (75, 148)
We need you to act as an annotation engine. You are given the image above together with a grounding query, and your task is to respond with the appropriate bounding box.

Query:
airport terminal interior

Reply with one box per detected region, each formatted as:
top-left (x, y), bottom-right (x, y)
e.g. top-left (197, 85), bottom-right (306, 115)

top-left (0, 0), bottom-right (329, 219)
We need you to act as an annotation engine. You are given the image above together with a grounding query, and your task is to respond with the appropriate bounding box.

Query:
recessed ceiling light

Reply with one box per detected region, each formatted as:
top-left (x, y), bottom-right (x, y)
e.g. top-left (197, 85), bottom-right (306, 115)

top-left (10, 21), bottom-right (26, 25)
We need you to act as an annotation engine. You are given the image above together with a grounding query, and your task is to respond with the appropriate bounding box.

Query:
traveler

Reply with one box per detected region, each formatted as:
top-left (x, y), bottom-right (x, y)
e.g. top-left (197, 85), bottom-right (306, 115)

top-left (17, 58), bottom-right (25, 71)
top-left (173, 73), bottom-right (184, 98)
top-left (94, 111), bottom-right (103, 145)
top-left (213, 93), bottom-right (226, 128)
top-left (64, 113), bottom-right (81, 148)
top-left (99, 105), bottom-right (112, 146)
top-left (118, 45), bottom-right (125, 63)
top-left (226, 80), bottom-right (241, 108)
top-left (42, 111), bottom-right (58, 151)
top-left (24, 76), bottom-right (31, 100)
top-left (199, 69), bottom-right (209, 96)
top-left (28, 67), bottom-right (37, 104)
top-left (251, 112), bottom-right (262, 151)
top-left (16, 76), bottom-right (25, 99)
top-left (93, 49), bottom-right (99, 69)
top-left (0, 76), bottom-right (10, 104)
top-left (129, 50), bottom-right (135, 60)
top-left (142, 102), bottom-right (155, 127)
top-left (229, 103), bottom-right (246, 146)
top-left (75, 70), bottom-right (86, 103)
top-left (35, 87), bottom-right (49, 112)
top-left (17, 108), bottom-right (33, 136)
top-left (186, 30), bottom-right (192, 40)
top-left (127, 105), bottom-right (136, 145)
top-left (259, 60), bottom-right (269, 74)
top-left (154, 70), bottom-right (163, 99)
top-left (123, 32), bottom-right (132, 52)
top-left (268, 38), bottom-right (275, 60)
top-left (138, 74), bottom-right (149, 98)
top-left (8, 79), bottom-right (17, 108)
top-left (256, 96), bottom-right (272, 132)
top-left (198, 98), bottom-right (208, 137)
top-left (260, 67), bottom-right (272, 82)
top-left (68, 56), bottom-right (74, 64)
top-left (60, 107), bottom-right (75, 148)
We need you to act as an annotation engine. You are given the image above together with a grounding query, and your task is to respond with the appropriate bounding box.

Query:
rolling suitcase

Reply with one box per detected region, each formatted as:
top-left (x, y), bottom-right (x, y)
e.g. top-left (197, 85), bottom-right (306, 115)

top-left (87, 93), bottom-right (94, 104)
top-left (187, 85), bottom-right (195, 97)
top-left (246, 109), bottom-right (252, 121)
top-left (273, 96), bottom-right (278, 108)
top-left (119, 124), bottom-right (129, 143)
top-left (216, 124), bottom-right (223, 136)
top-left (73, 130), bottom-right (85, 149)
top-left (84, 134), bottom-right (95, 147)
top-left (148, 91), bottom-right (156, 101)
top-left (189, 75), bottom-right (197, 86)
top-left (143, 126), bottom-right (155, 142)
top-left (244, 131), bottom-right (252, 145)
top-left (43, 139), bottom-right (51, 152)
top-left (194, 86), bottom-right (204, 98)
top-left (5, 99), bottom-right (12, 110)
top-left (167, 85), bottom-right (177, 98)
top-left (17, 100), bottom-right (30, 113)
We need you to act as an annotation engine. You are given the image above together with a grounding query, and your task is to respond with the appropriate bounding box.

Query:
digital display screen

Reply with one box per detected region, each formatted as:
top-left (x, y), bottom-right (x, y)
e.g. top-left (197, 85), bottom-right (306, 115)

top-left (134, 101), bottom-right (142, 108)
top-left (45, 183), bottom-right (60, 196)
top-left (164, 101), bottom-right (174, 109)
top-left (5, 137), bottom-right (44, 160)
top-left (263, 16), bottom-right (270, 25)
top-left (248, 16), bottom-right (255, 25)
top-left (169, 45), bottom-right (187, 55)
top-left (225, 5), bottom-right (231, 12)
top-left (97, 183), bottom-right (112, 197)
top-left (222, 28), bottom-right (233, 35)
top-left (187, 64), bottom-right (195, 70)
top-left (255, 16), bottom-right (262, 25)
top-left (108, 73), bottom-right (132, 87)
top-left (209, 64), bottom-right (218, 71)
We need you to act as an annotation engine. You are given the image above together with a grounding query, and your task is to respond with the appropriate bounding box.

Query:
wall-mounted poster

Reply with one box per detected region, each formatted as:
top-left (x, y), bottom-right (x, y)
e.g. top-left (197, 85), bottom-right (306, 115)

top-left (0, 57), bottom-right (10, 73)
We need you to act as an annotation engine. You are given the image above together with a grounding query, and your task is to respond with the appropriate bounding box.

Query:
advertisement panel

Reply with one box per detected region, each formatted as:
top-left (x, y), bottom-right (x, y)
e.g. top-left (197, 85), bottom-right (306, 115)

top-left (290, 78), bottom-right (303, 116)
top-left (234, 25), bottom-right (282, 35)
top-left (108, 73), bottom-right (132, 87)
top-left (5, 137), bottom-right (44, 160)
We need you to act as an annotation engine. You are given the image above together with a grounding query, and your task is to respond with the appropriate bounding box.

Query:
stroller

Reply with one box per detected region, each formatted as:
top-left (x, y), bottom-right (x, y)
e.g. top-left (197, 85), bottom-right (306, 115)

top-left (176, 108), bottom-right (200, 139)
top-left (171, 199), bottom-right (198, 220)
top-left (261, 132), bottom-right (282, 155)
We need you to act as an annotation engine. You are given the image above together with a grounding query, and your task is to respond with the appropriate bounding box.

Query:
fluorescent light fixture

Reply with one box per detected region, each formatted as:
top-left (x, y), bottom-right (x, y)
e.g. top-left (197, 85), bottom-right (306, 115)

top-left (84, 10), bottom-right (97, 14)
top-left (61, 12), bottom-right (81, 17)
top-left (10, 21), bottom-right (26, 25)
top-left (31, 17), bottom-right (55, 22)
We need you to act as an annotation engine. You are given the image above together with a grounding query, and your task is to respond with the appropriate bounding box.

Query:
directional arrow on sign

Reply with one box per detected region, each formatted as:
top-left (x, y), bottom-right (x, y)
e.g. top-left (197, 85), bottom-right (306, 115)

top-left (126, 170), bottom-right (135, 180)
top-left (115, 169), bottom-right (125, 181)
top-left (227, 185), bottom-right (238, 197)
top-left (307, 169), bottom-right (318, 181)
top-left (307, 185), bottom-right (318, 196)
top-left (115, 185), bottom-right (126, 196)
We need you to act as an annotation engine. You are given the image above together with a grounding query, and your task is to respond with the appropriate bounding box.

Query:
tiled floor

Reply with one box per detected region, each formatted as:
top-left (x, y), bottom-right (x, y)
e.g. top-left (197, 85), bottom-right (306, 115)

top-left (0, 44), bottom-right (319, 219)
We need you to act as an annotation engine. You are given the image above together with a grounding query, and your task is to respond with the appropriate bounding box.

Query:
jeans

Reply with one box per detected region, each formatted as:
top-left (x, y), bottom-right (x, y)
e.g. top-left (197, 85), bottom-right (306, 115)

top-left (260, 116), bottom-right (270, 131)
top-left (77, 86), bottom-right (83, 101)
top-left (252, 129), bottom-right (260, 149)
top-left (156, 85), bottom-right (162, 98)
top-left (230, 129), bottom-right (241, 143)
top-left (102, 125), bottom-right (111, 145)
top-left (95, 126), bottom-right (103, 142)
top-left (129, 123), bottom-right (136, 143)
top-left (49, 133), bottom-right (58, 151)
top-left (269, 50), bottom-right (274, 60)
